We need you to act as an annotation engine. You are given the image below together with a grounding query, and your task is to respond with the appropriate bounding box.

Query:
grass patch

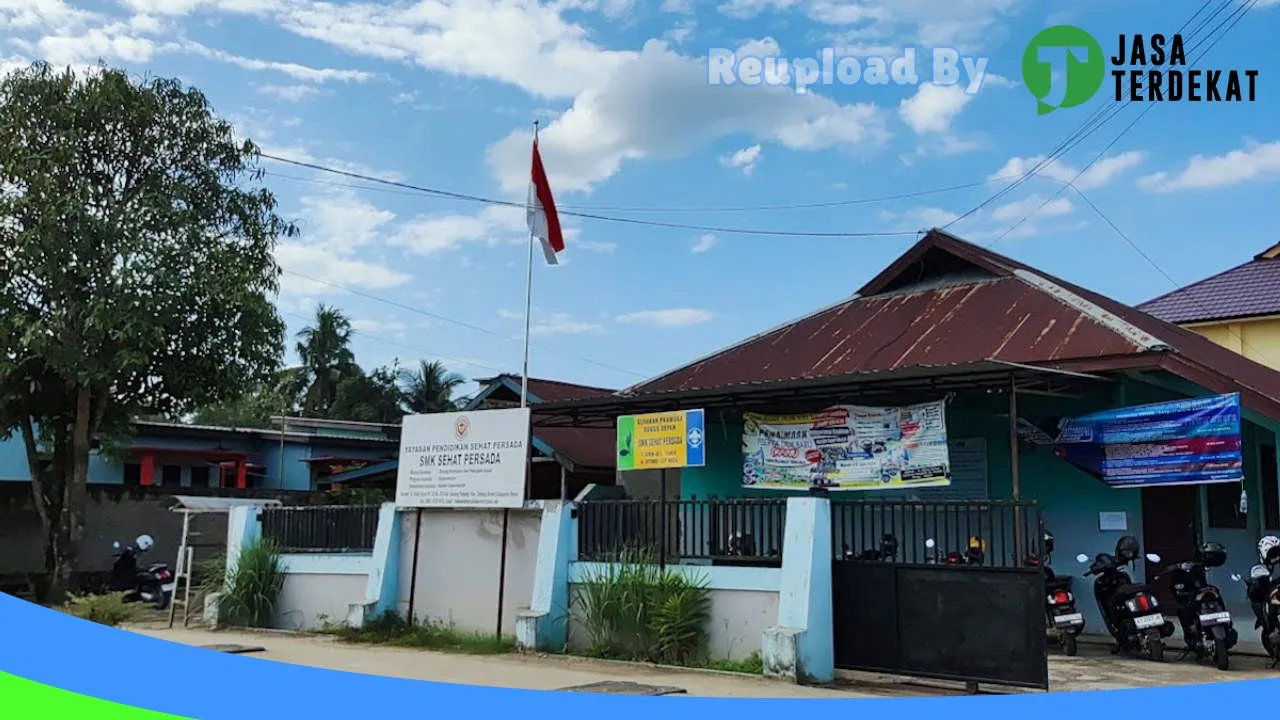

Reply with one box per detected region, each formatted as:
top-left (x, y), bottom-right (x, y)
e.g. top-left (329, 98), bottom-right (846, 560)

top-left (703, 652), bottom-right (764, 675)
top-left (323, 612), bottom-right (515, 655)
top-left (57, 592), bottom-right (138, 627)
top-left (220, 538), bottom-right (285, 628)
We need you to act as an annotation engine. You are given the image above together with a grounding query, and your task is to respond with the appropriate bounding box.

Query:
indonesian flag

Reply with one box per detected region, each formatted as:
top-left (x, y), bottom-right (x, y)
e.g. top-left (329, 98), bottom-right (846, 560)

top-left (527, 138), bottom-right (565, 265)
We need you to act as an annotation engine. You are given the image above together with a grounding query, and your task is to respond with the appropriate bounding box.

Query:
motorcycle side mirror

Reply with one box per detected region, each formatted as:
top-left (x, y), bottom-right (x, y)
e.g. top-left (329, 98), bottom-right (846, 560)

top-left (1146, 553), bottom-right (1162, 563)
top-left (1075, 553), bottom-right (1089, 563)
top-left (925, 538), bottom-right (936, 549)
top-left (112, 541), bottom-right (121, 550)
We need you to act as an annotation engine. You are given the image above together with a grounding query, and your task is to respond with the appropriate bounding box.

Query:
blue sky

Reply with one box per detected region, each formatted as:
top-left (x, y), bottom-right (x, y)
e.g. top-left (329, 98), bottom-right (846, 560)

top-left (5, 0), bottom-right (1280, 397)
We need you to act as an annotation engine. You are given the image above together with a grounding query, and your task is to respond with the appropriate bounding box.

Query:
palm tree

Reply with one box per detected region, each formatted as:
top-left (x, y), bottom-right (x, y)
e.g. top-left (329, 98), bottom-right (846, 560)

top-left (400, 360), bottom-right (467, 414)
top-left (295, 304), bottom-right (358, 416)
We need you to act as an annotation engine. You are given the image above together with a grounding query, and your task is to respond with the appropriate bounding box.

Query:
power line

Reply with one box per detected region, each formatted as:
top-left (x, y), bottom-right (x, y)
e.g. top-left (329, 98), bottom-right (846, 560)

top-left (280, 268), bottom-right (646, 378)
top-left (279, 309), bottom-right (506, 375)
top-left (259, 153), bottom-right (920, 238)
top-left (989, 0), bottom-right (1258, 243)
top-left (943, 0), bottom-right (1226, 233)
top-left (263, 167), bottom-right (993, 215)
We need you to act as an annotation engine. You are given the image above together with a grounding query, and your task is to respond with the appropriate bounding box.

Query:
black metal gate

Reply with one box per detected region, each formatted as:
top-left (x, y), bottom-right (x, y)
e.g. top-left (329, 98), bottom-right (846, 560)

top-left (831, 500), bottom-right (1049, 689)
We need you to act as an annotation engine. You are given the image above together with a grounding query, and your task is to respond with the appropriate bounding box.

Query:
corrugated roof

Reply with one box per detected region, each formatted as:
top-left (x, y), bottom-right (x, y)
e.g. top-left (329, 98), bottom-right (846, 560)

top-left (612, 230), bottom-right (1280, 421)
top-left (533, 426), bottom-right (615, 470)
top-left (1137, 248), bottom-right (1280, 324)
top-left (472, 374), bottom-right (615, 403)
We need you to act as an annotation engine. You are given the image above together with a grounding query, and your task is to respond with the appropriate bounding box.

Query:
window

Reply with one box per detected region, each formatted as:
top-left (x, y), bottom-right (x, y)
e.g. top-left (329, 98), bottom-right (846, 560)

top-left (160, 464), bottom-right (181, 487)
top-left (190, 465), bottom-right (212, 488)
top-left (1264, 444), bottom-right (1279, 531)
top-left (1207, 481), bottom-right (1247, 529)
top-left (122, 463), bottom-right (141, 487)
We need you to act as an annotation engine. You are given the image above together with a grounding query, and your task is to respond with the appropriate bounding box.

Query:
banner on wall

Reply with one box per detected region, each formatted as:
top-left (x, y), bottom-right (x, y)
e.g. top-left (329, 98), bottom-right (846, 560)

top-left (741, 400), bottom-right (952, 491)
top-left (1053, 393), bottom-right (1244, 488)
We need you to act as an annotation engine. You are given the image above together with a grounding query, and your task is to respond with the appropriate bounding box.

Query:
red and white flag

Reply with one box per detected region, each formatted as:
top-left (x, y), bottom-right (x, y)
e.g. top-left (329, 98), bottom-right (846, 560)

top-left (527, 138), bottom-right (565, 265)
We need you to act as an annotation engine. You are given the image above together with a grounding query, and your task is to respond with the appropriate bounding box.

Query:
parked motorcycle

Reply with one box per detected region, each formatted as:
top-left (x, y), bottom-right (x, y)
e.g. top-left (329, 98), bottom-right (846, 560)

top-left (1076, 535), bottom-right (1175, 662)
top-left (109, 534), bottom-right (173, 610)
top-left (1238, 535), bottom-right (1280, 667)
top-left (1151, 541), bottom-right (1237, 670)
top-left (1026, 529), bottom-right (1084, 656)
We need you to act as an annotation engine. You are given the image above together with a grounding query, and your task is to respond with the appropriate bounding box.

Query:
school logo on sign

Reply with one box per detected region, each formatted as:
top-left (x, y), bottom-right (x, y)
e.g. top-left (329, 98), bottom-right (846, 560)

top-left (454, 416), bottom-right (471, 440)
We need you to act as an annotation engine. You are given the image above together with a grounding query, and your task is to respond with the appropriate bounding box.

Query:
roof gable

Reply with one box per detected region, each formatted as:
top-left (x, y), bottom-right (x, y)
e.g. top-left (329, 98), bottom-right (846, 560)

top-left (619, 229), bottom-right (1280, 421)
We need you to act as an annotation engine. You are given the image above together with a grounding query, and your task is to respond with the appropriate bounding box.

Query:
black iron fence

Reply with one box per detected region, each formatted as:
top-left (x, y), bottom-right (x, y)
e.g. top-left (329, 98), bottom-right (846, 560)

top-left (260, 505), bottom-right (380, 553)
top-left (832, 500), bottom-right (1043, 569)
top-left (576, 498), bottom-right (787, 565)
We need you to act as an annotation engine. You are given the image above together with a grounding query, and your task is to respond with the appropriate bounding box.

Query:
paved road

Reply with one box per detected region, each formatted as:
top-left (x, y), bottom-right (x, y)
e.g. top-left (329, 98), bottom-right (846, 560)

top-left (128, 625), bottom-right (1280, 698)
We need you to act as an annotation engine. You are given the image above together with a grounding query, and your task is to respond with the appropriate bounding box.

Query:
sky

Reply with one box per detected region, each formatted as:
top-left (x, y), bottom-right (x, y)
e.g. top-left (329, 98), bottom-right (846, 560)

top-left (3, 0), bottom-right (1280, 398)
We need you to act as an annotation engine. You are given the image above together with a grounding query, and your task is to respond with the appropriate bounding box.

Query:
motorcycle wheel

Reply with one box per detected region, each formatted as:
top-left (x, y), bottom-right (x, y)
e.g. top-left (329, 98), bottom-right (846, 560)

top-left (1064, 633), bottom-right (1079, 657)
top-left (152, 588), bottom-right (170, 611)
top-left (1148, 636), bottom-right (1165, 662)
top-left (1213, 636), bottom-right (1229, 671)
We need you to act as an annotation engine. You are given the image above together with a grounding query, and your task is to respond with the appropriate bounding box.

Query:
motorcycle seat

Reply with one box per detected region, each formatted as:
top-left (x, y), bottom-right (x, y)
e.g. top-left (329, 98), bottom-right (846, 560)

top-left (1046, 576), bottom-right (1073, 592)
top-left (1115, 583), bottom-right (1155, 598)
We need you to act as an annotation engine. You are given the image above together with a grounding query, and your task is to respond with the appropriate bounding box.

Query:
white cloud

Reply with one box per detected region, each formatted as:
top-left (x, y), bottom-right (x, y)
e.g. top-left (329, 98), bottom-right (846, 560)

top-left (721, 144), bottom-right (763, 175)
top-left (486, 40), bottom-right (888, 194)
top-left (660, 0), bottom-right (695, 12)
top-left (173, 40), bottom-right (376, 83)
top-left (807, 0), bottom-right (1023, 52)
top-left (257, 83), bottom-right (329, 102)
top-left (388, 204), bottom-right (527, 256)
top-left (718, 0), bottom-right (802, 19)
top-left (899, 83), bottom-right (972, 134)
top-left (691, 234), bottom-right (718, 253)
top-left (1138, 141), bottom-right (1280, 193)
top-left (532, 312), bottom-right (604, 336)
top-left (578, 240), bottom-right (617, 252)
top-left (617, 308), bottom-right (715, 327)
top-left (34, 24), bottom-right (158, 67)
top-left (989, 151), bottom-right (1146, 191)
top-left (990, 195), bottom-right (1073, 223)
top-left (881, 206), bottom-right (960, 229)
top-left (351, 317), bottom-right (407, 338)
top-left (296, 191), bottom-right (396, 252)
top-left (663, 19), bottom-right (696, 44)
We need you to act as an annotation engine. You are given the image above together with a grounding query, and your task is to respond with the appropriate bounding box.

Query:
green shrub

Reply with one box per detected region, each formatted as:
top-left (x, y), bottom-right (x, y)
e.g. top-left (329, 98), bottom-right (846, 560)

top-left (705, 652), bottom-right (764, 675)
top-left (58, 592), bottom-right (138, 627)
top-left (575, 548), bottom-right (712, 665)
top-left (324, 611), bottom-right (515, 654)
top-left (220, 538), bottom-right (285, 628)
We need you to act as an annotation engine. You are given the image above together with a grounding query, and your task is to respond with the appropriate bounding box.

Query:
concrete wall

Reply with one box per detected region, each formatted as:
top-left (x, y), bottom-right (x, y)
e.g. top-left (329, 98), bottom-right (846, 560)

top-left (0, 484), bottom-right (327, 577)
top-left (274, 570), bottom-right (370, 631)
top-left (566, 563), bottom-right (781, 662)
top-left (396, 506), bottom-right (542, 636)
top-left (1191, 316), bottom-right (1280, 373)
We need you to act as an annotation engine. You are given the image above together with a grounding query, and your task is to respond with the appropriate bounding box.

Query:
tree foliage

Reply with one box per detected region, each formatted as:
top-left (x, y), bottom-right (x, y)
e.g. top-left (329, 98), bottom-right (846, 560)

top-left (0, 63), bottom-right (294, 600)
top-left (400, 360), bottom-right (467, 414)
top-left (295, 303), bottom-right (359, 417)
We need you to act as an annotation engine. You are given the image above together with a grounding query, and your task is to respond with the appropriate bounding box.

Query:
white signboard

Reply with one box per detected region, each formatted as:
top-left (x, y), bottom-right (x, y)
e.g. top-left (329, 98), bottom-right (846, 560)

top-left (395, 408), bottom-right (530, 509)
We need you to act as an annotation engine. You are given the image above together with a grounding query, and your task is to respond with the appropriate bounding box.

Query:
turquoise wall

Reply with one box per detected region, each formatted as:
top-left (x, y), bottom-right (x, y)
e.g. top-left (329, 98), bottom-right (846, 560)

top-left (677, 376), bottom-right (1280, 634)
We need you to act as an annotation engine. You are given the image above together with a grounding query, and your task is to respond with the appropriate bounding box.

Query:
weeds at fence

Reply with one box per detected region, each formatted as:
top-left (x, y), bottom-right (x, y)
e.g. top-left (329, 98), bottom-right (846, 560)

top-left (323, 612), bottom-right (515, 655)
top-left (57, 592), bottom-right (138, 627)
top-left (574, 548), bottom-right (712, 666)
top-left (704, 652), bottom-right (764, 675)
top-left (219, 538), bottom-right (285, 628)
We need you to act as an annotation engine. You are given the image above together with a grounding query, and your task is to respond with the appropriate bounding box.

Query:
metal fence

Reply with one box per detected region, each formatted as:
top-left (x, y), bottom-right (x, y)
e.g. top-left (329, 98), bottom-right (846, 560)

top-left (831, 500), bottom-right (1043, 569)
top-left (260, 505), bottom-right (380, 553)
top-left (576, 498), bottom-right (787, 564)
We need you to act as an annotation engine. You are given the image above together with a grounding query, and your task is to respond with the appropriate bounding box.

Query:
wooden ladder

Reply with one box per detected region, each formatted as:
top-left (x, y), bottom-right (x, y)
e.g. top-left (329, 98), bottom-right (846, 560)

top-left (166, 512), bottom-right (197, 629)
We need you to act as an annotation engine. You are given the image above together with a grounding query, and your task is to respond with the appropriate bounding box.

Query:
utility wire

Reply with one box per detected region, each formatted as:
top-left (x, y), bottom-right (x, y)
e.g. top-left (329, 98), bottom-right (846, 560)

top-left (259, 153), bottom-right (920, 238)
top-left (281, 268), bottom-right (646, 379)
top-left (989, 0), bottom-right (1258, 243)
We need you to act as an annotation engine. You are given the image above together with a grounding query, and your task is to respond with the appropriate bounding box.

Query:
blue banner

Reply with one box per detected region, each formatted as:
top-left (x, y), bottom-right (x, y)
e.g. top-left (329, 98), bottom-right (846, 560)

top-left (1053, 393), bottom-right (1244, 488)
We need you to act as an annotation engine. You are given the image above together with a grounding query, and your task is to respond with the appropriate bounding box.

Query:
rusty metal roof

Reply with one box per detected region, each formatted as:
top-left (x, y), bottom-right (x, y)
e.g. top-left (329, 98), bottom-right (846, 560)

top-left (558, 230), bottom-right (1280, 422)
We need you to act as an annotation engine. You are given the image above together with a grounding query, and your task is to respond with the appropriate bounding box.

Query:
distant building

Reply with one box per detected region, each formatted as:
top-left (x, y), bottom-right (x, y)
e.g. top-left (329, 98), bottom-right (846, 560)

top-left (0, 417), bottom-right (399, 491)
top-left (1139, 242), bottom-right (1280, 372)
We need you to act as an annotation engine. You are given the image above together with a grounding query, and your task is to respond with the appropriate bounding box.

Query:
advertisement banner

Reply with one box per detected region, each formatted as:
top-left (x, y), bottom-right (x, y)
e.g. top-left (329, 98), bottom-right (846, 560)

top-left (1053, 393), bottom-right (1244, 488)
top-left (395, 408), bottom-right (530, 509)
top-left (742, 401), bottom-right (951, 491)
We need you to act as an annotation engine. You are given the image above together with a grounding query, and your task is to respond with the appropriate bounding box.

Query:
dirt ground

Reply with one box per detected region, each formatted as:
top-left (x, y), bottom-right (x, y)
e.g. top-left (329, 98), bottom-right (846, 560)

top-left (125, 623), bottom-right (1280, 698)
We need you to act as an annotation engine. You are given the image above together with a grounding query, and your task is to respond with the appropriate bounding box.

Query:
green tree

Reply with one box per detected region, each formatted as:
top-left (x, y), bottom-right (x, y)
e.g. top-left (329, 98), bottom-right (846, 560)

top-left (0, 64), bottom-right (294, 601)
top-left (328, 363), bottom-right (406, 423)
top-left (192, 368), bottom-right (302, 429)
top-left (400, 360), bottom-right (467, 414)
top-left (295, 304), bottom-right (358, 417)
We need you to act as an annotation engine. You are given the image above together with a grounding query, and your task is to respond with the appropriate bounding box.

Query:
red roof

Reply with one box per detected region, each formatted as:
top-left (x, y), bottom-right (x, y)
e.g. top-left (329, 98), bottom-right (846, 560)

top-left (1138, 243), bottom-right (1280, 324)
top-left (621, 230), bottom-right (1280, 421)
top-left (533, 426), bottom-right (616, 470)
top-left (473, 374), bottom-right (614, 403)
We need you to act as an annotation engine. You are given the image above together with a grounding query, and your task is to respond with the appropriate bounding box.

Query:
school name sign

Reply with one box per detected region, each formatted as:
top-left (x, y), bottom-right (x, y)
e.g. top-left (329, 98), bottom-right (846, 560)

top-left (395, 408), bottom-right (530, 509)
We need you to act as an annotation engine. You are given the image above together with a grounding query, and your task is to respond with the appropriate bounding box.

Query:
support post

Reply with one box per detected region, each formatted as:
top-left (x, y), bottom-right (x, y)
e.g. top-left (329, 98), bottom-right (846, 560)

top-left (659, 469), bottom-right (668, 572)
top-left (1009, 375), bottom-right (1025, 561)
top-left (235, 459), bottom-right (247, 490)
top-left (140, 454), bottom-right (155, 487)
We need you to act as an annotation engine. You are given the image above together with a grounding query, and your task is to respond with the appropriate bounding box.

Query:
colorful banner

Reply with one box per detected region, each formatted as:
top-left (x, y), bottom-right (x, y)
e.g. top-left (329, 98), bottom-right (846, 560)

top-left (616, 409), bottom-right (706, 471)
top-left (741, 401), bottom-right (951, 491)
top-left (1053, 393), bottom-right (1244, 488)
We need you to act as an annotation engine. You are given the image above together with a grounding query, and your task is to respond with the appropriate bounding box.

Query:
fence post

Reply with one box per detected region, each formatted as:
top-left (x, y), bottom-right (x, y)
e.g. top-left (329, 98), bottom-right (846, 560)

top-left (764, 496), bottom-right (833, 685)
